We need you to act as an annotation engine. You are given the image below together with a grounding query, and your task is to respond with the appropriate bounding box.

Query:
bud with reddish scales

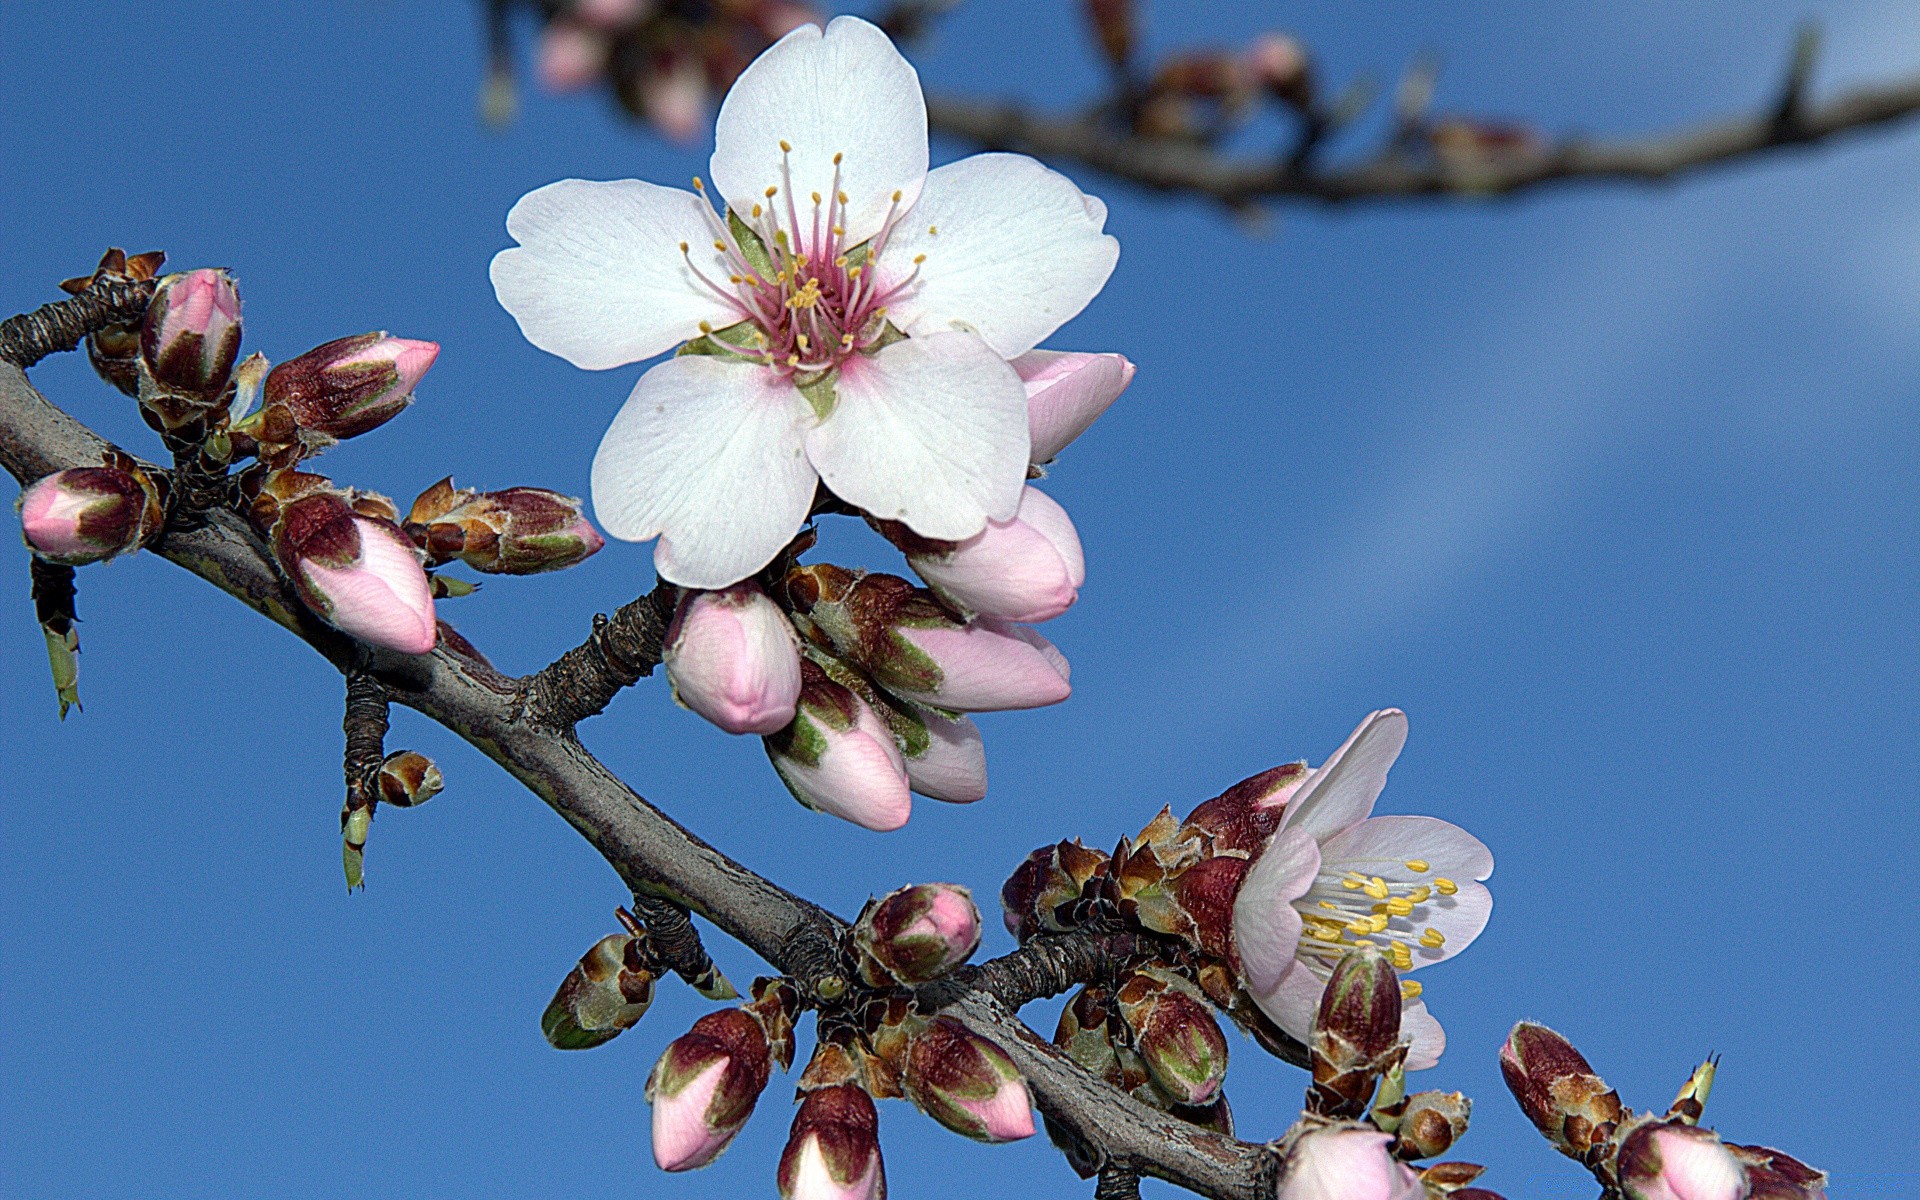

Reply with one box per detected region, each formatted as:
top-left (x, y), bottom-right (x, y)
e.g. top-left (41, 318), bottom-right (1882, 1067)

top-left (1616, 1123), bottom-right (1749, 1200)
top-left (766, 659), bottom-right (912, 831)
top-left (1001, 839), bottom-right (1110, 938)
top-left (854, 883), bottom-right (980, 986)
top-left (779, 1083), bottom-right (885, 1200)
top-left (251, 332), bottom-right (439, 448)
top-left (1725, 1144), bottom-right (1827, 1200)
top-left (262, 477), bottom-right (437, 654)
top-left (1500, 1022), bottom-right (1624, 1163)
top-left (1013, 349), bottom-right (1135, 464)
top-left (18, 466), bottom-right (165, 566)
top-left (1394, 1091), bottom-right (1470, 1160)
top-left (405, 478), bottom-right (605, 576)
top-left (653, 583), bottom-right (802, 735)
top-left (902, 1017), bottom-right (1034, 1144)
top-left (647, 1006), bottom-right (776, 1171)
top-left (376, 750), bottom-right (442, 807)
top-left (893, 485), bottom-right (1085, 623)
top-left (1116, 968), bottom-right (1229, 1107)
top-left (542, 932), bottom-right (655, 1049)
top-left (1182, 760), bottom-right (1309, 853)
top-left (140, 268), bottom-right (243, 420)
top-left (1309, 946), bottom-right (1406, 1119)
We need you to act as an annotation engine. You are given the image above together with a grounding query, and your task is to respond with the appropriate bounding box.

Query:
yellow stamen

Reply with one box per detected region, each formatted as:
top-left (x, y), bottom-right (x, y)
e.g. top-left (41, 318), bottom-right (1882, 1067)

top-left (697, 321), bottom-right (713, 333)
top-left (779, 139), bottom-right (792, 152)
top-left (692, 176), bottom-right (705, 191)
top-left (751, 203), bottom-right (764, 218)
top-left (1382, 897), bottom-right (1414, 917)
top-left (1368, 914), bottom-right (1390, 934)
top-left (1407, 886), bottom-right (1431, 903)
top-left (1405, 860), bottom-right (1430, 873)
top-left (1341, 878), bottom-right (1364, 891)
top-left (1345, 920), bottom-right (1372, 935)
top-left (1434, 878), bottom-right (1459, 896)
top-left (913, 253), bottom-right (927, 264)
top-left (891, 190), bottom-right (903, 202)
top-left (811, 191), bottom-right (821, 205)
top-left (1420, 928), bottom-right (1446, 948)
top-left (1318, 901), bottom-right (1339, 910)
top-left (837, 190), bottom-right (849, 204)
top-left (765, 186), bottom-right (778, 199)
top-left (713, 240), bottom-right (727, 251)
top-left (678, 241), bottom-right (690, 252)
top-left (1401, 980), bottom-right (1423, 1000)
top-left (832, 152), bottom-right (843, 165)
top-left (1389, 943), bottom-right (1413, 969)
top-left (1363, 876), bottom-right (1390, 900)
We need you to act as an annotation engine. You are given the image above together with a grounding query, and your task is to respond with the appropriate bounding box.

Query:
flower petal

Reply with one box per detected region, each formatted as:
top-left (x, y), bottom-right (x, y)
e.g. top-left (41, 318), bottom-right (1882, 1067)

top-left (881, 153), bottom-right (1119, 358)
top-left (709, 16), bottom-right (928, 247)
top-left (1400, 998), bottom-right (1447, 1072)
top-left (1278, 709), bottom-right (1409, 843)
top-left (903, 707), bottom-right (988, 803)
top-left (491, 179), bottom-right (737, 370)
top-left (1233, 826), bottom-right (1320, 1001)
top-left (1319, 816), bottom-right (1493, 969)
top-left (1015, 350), bottom-right (1136, 463)
top-left (591, 356), bottom-right (817, 589)
top-left (807, 331), bottom-right (1028, 540)
top-left (1250, 940), bottom-right (1324, 1047)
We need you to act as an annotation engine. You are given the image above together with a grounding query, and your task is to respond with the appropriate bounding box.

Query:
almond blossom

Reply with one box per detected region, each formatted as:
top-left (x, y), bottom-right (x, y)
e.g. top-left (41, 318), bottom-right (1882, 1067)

top-left (1231, 710), bottom-right (1493, 1070)
top-left (492, 16), bottom-right (1119, 589)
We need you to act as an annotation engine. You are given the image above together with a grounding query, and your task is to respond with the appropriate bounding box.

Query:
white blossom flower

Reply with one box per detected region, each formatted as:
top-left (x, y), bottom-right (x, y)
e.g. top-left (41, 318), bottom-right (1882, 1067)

top-left (492, 16), bottom-right (1119, 588)
top-left (1231, 710), bottom-right (1493, 1070)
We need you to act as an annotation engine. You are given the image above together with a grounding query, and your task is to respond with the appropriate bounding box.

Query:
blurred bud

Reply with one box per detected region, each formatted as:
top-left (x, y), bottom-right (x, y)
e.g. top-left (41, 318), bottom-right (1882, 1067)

top-left (854, 883), bottom-right (981, 986)
top-left (538, 20), bottom-right (610, 92)
top-left (1725, 1144), bottom-right (1827, 1200)
top-left (542, 933), bottom-right (656, 1049)
top-left (1012, 350), bottom-right (1135, 464)
top-left (1430, 120), bottom-right (1545, 167)
top-left (891, 486), bottom-right (1084, 623)
top-left (1154, 51), bottom-right (1253, 102)
top-left (661, 583), bottom-right (802, 735)
top-left (139, 268), bottom-right (242, 416)
top-left (1278, 1127), bottom-right (1426, 1200)
top-left (1617, 1123), bottom-right (1749, 1200)
top-left (1309, 946), bottom-right (1405, 1118)
top-left (18, 466), bottom-right (165, 566)
top-left (573, 0), bottom-right (656, 30)
top-left (766, 659), bottom-right (912, 831)
top-left (1394, 1091), bottom-right (1470, 1161)
top-left (1116, 969), bottom-right (1228, 1106)
top-left (405, 478), bottom-right (604, 576)
top-left (1001, 839), bottom-right (1109, 938)
top-left (376, 750), bottom-right (442, 807)
top-left (648, 1007), bottom-right (775, 1171)
top-left (1183, 761), bottom-right (1308, 853)
top-left (751, 1), bottom-right (820, 38)
top-left (1500, 1023), bottom-right (1623, 1162)
top-left (642, 51), bottom-right (711, 144)
top-left (482, 61), bottom-right (518, 128)
top-left (779, 1083), bottom-right (885, 1200)
top-left (1082, 0), bottom-right (1134, 68)
top-left (1448, 1192), bottom-right (1508, 1200)
top-left (903, 1017), bottom-right (1034, 1143)
top-left (1247, 32), bottom-right (1313, 107)
top-left (268, 484), bottom-right (437, 654)
top-left (252, 332), bottom-right (438, 447)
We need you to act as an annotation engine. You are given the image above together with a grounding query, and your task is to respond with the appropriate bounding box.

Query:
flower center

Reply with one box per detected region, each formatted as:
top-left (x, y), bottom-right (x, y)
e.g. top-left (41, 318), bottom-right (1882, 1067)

top-left (682, 145), bottom-right (925, 381)
top-left (1292, 858), bottom-right (1459, 1000)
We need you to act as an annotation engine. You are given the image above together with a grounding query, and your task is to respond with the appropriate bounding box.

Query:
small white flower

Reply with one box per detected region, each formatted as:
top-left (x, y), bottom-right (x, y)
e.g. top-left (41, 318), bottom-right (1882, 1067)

top-left (492, 16), bottom-right (1118, 588)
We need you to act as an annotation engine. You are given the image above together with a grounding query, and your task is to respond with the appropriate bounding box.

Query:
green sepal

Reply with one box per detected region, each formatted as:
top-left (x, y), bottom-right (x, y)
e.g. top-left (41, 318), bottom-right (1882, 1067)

top-left (728, 209), bottom-right (776, 278)
top-left (796, 370), bottom-right (838, 421)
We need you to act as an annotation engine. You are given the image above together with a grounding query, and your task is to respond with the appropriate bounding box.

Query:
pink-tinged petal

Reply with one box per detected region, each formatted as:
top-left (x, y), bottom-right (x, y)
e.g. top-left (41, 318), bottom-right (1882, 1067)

top-left (300, 518), bottom-right (437, 655)
top-left (783, 1135), bottom-right (884, 1200)
top-left (1232, 826), bottom-right (1320, 1001)
top-left (491, 179), bottom-right (736, 370)
top-left (1278, 1128), bottom-right (1427, 1200)
top-left (773, 699), bottom-right (914, 831)
top-left (808, 331), bottom-right (1028, 541)
top-left (881, 153), bottom-right (1119, 358)
top-left (957, 1078), bottom-right (1036, 1142)
top-left (891, 618), bottom-right (1070, 712)
top-left (710, 16), bottom-right (927, 248)
top-left (1015, 350), bottom-right (1136, 463)
top-left (665, 584), bottom-right (803, 734)
top-left (1621, 1125), bottom-right (1750, 1200)
top-left (1320, 815), bottom-right (1493, 969)
top-left (909, 485), bottom-right (1083, 623)
top-left (591, 355), bottom-right (818, 589)
top-left (20, 476), bottom-right (100, 561)
top-left (651, 1057), bottom-right (731, 1171)
top-left (1399, 997), bottom-right (1447, 1072)
top-left (903, 707), bottom-right (987, 803)
top-left (1002, 620), bottom-right (1071, 682)
top-left (1278, 709), bottom-right (1409, 843)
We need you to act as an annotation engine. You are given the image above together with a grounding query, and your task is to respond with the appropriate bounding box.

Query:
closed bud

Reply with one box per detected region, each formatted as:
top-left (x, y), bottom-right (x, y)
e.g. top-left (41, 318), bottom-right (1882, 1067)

top-left (1183, 761), bottom-right (1308, 853)
top-left (1725, 1144), bottom-right (1827, 1200)
top-left (1500, 1023), bottom-right (1623, 1162)
top-left (1616, 1123), bottom-right (1749, 1200)
top-left (536, 19), bottom-right (609, 92)
top-left (405, 479), bottom-right (604, 575)
top-left (256, 332), bottom-right (438, 445)
top-left (1155, 51), bottom-right (1254, 103)
top-left (1247, 32), bottom-right (1313, 107)
top-left (1176, 1092), bottom-right (1234, 1137)
top-left (1278, 1127), bottom-right (1427, 1200)
top-left (648, 1007), bottom-right (776, 1171)
top-left (1310, 946), bottom-right (1405, 1118)
top-left (1054, 986), bottom-right (1121, 1080)
top-left (903, 1019), bottom-right (1034, 1143)
top-left (1001, 839), bottom-right (1109, 939)
top-left (1394, 1091), bottom-right (1470, 1161)
top-left (376, 750), bottom-right (442, 807)
top-left (778, 1083), bottom-right (885, 1200)
top-left (896, 486), bottom-right (1085, 623)
top-left (854, 884), bottom-right (981, 986)
top-left (1418, 1161), bottom-right (1487, 1193)
top-left (1116, 969), bottom-right (1229, 1107)
top-left (18, 466), bottom-right (165, 565)
top-left (542, 933), bottom-right (655, 1049)
top-left (269, 486), bottom-right (437, 654)
top-left (766, 659), bottom-right (912, 831)
top-left (662, 583), bottom-right (802, 734)
top-left (140, 268), bottom-right (242, 414)
top-left (1015, 350), bottom-right (1135, 464)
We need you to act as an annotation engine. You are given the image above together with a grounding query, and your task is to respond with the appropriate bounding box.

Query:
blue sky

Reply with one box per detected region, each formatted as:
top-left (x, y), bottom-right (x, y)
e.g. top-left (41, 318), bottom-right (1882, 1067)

top-left (2, 2), bottom-right (1915, 1197)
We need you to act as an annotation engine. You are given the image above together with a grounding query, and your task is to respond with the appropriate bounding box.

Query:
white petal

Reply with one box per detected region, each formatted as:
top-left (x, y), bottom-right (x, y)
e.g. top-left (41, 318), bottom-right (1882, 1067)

top-left (1319, 816), bottom-right (1493, 969)
top-left (710, 16), bottom-right (927, 246)
top-left (1278, 709), bottom-right (1409, 843)
top-left (1251, 943), bottom-right (1324, 1047)
top-left (880, 153), bottom-right (1119, 358)
top-left (904, 707), bottom-right (988, 803)
top-left (1400, 998), bottom-right (1447, 1071)
top-left (1232, 826), bottom-right (1320, 1001)
top-left (807, 332), bottom-right (1028, 539)
top-left (491, 179), bottom-right (737, 370)
top-left (591, 356), bottom-right (818, 589)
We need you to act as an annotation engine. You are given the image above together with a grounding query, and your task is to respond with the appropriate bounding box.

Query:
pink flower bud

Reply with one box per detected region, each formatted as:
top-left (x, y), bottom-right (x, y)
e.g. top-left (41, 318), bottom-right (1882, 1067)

top-left (537, 20), bottom-right (609, 92)
top-left (1618, 1124), bottom-right (1750, 1200)
top-left (273, 493), bottom-right (436, 654)
top-left (907, 486), bottom-right (1085, 623)
top-left (854, 883), bottom-right (981, 985)
top-left (642, 53), bottom-right (711, 145)
top-left (664, 583), bottom-right (802, 735)
top-left (904, 1017), bottom-right (1035, 1143)
top-left (1013, 349), bottom-right (1135, 463)
top-left (779, 1084), bottom-right (885, 1200)
top-left (766, 660), bottom-right (912, 831)
top-left (260, 332), bottom-right (438, 443)
top-left (1278, 1127), bottom-right (1427, 1200)
top-left (140, 268), bottom-right (242, 402)
top-left (18, 467), bottom-right (163, 565)
top-left (888, 617), bottom-right (1070, 712)
top-left (901, 706), bottom-right (986, 803)
top-left (648, 1007), bottom-right (774, 1171)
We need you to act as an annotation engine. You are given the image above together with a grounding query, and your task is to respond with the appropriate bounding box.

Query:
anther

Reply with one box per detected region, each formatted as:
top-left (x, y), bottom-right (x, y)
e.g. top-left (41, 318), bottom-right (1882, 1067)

top-left (838, 190), bottom-right (848, 204)
top-left (766, 186), bottom-right (778, 199)
top-left (928, 224), bottom-right (939, 234)
top-left (892, 190), bottom-right (903, 202)
top-left (811, 191), bottom-right (822, 205)
top-left (1405, 860), bottom-right (1430, 873)
top-left (913, 253), bottom-right (927, 264)
top-left (1407, 887), bottom-right (1431, 903)
top-left (1363, 877), bottom-right (1390, 900)
top-left (780, 139), bottom-right (792, 152)
top-left (713, 240), bottom-right (727, 251)
top-left (1401, 980), bottom-right (1423, 1000)
top-left (1433, 878), bottom-right (1459, 896)
top-left (692, 177), bottom-right (705, 191)
top-left (832, 152), bottom-right (843, 165)
top-left (1420, 929), bottom-right (1446, 948)
top-left (678, 241), bottom-right (690, 252)
top-left (752, 203), bottom-right (764, 218)
top-left (1389, 943), bottom-right (1413, 969)
top-left (1383, 897), bottom-right (1414, 917)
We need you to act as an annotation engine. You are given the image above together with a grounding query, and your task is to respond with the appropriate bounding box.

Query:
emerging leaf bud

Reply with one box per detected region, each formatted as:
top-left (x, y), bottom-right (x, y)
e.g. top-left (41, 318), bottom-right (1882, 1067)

top-left (139, 268), bottom-right (242, 418)
top-left (1116, 969), bottom-right (1229, 1106)
top-left (405, 478), bottom-right (605, 575)
top-left (18, 466), bottom-right (165, 565)
top-left (1616, 1123), bottom-right (1750, 1200)
top-left (1014, 349), bottom-right (1135, 464)
top-left (256, 332), bottom-right (439, 445)
top-left (542, 933), bottom-right (656, 1050)
top-left (267, 483), bottom-right (437, 654)
top-left (376, 750), bottom-right (442, 807)
top-left (662, 583), bottom-right (803, 735)
top-left (1309, 946), bottom-right (1406, 1118)
top-left (648, 1007), bottom-right (776, 1171)
top-left (854, 884), bottom-right (981, 986)
top-left (779, 1083), bottom-right (886, 1200)
top-left (894, 486), bottom-right (1085, 623)
top-left (766, 659), bottom-right (912, 831)
top-left (1001, 839), bottom-right (1109, 939)
top-left (1500, 1023), bottom-right (1623, 1162)
top-left (1277, 1127), bottom-right (1426, 1200)
top-left (1394, 1091), bottom-right (1470, 1161)
top-left (903, 1017), bottom-right (1035, 1143)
